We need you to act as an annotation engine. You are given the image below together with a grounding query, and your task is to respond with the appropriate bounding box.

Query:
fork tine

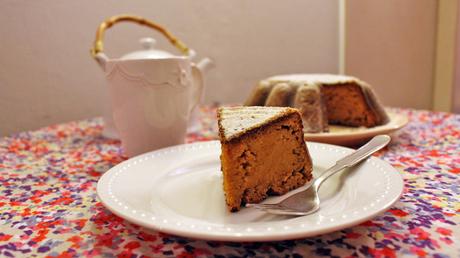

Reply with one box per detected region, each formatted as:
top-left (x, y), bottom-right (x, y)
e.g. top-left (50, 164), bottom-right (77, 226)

top-left (259, 206), bottom-right (310, 216)
top-left (248, 203), bottom-right (302, 213)
top-left (251, 203), bottom-right (315, 214)
top-left (248, 203), bottom-right (317, 216)
top-left (259, 205), bottom-right (301, 213)
top-left (246, 203), bottom-right (282, 209)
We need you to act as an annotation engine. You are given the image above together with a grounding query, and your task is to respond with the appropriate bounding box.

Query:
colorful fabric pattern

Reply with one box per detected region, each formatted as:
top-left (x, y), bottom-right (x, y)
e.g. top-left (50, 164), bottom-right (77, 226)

top-left (0, 106), bottom-right (459, 257)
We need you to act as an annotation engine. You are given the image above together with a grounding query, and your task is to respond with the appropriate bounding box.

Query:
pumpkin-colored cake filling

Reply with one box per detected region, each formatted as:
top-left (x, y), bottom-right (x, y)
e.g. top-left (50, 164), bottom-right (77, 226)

top-left (218, 106), bottom-right (313, 212)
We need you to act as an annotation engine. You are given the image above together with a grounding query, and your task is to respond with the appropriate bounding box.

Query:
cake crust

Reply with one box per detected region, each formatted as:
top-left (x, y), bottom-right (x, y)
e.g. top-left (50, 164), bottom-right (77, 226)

top-left (217, 106), bottom-right (299, 143)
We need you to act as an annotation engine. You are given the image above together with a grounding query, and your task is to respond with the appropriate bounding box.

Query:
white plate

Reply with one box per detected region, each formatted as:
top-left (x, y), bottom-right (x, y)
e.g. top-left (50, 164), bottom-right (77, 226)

top-left (97, 141), bottom-right (403, 242)
top-left (304, 112), bottom-right (408, 146)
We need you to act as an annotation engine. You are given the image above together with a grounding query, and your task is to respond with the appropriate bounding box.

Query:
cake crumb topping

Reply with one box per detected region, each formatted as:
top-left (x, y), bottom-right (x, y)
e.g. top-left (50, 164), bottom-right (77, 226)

top-left (267, 74), bottom-right (360, 85)
top-left (217, 106), bottom-right (296, 142)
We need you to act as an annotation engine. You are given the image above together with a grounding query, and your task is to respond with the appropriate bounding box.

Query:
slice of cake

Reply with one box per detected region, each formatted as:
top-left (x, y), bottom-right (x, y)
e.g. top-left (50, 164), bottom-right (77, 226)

top-left (217, 106), bottom-right (313, 212)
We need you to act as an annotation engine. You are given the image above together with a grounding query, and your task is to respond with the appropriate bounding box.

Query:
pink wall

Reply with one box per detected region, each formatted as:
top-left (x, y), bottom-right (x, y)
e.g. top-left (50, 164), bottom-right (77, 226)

top-left (345, 0), bottom-right (437, 110)
top-left (453, 2), bottom-right (460, 113)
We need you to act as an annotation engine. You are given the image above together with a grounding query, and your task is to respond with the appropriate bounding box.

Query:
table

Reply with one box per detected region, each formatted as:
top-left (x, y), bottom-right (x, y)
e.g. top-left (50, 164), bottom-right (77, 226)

top-left (1, 106), bottom-right (459, 257)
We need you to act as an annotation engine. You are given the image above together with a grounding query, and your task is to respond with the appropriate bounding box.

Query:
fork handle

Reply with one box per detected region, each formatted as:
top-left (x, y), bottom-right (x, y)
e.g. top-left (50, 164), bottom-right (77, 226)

top-left (313, 135), bottom-right (391, 190)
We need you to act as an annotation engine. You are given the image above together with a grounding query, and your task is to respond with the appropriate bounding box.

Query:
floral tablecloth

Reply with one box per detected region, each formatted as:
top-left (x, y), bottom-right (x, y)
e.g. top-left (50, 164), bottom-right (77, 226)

top-left (0, 106), bottom-right (459, 257)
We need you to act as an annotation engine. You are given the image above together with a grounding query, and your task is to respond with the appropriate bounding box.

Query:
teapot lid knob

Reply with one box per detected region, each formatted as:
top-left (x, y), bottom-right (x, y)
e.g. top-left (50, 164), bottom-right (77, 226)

top-left (140, 37), bottom-right (156, 50)
top-left (121, 36), bottom-right (174, 60)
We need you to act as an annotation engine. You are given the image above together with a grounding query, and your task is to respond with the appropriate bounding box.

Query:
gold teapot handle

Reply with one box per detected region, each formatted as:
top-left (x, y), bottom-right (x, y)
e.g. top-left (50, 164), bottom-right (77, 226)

top-left (90, 14), bottom-right (190, 58)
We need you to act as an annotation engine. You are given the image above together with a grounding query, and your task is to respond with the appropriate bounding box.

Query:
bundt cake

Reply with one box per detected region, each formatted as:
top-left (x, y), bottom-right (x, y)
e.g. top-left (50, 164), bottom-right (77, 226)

top-left (244, 74), bottom-right (389, 133)
top-left (217, 106), bottom-right (313, 212)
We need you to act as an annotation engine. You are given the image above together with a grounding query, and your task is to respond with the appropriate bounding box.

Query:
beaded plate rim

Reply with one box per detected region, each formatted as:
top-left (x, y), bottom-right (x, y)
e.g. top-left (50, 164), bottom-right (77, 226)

top-left (97, 141), bottom-right (403, 242)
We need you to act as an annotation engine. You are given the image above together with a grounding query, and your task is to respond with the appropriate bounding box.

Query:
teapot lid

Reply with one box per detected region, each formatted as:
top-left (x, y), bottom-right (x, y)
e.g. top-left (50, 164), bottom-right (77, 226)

top-left (120, 37), bottom-right (177, 60)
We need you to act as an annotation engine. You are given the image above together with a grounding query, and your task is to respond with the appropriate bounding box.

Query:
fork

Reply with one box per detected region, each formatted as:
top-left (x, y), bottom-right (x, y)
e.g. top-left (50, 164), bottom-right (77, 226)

top-left (246, 135), bottom-right (391, 216)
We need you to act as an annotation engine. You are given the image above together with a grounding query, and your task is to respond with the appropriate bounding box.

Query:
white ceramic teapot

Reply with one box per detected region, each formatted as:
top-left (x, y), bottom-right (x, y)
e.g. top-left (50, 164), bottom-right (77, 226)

top-left (91, 15), bottom-right (213, 157)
